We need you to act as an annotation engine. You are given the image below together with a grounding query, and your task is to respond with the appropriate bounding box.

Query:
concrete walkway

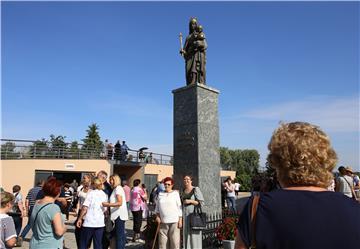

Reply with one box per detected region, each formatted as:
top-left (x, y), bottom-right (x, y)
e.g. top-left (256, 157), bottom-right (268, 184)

top-left (18, 214), bottom-right (146, 249)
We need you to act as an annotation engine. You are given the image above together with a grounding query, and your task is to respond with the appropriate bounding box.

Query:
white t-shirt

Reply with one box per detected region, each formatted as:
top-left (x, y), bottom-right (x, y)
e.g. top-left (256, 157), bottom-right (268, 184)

top-left (110, 186), bottom-right (129, 221)
top-left (155, 190), bottom-right (182, 224)
top-left (82, 189), bottom-right (108, 227)
top-left (78, 189), bottom-right (91, 209)
top-left (337, 175), bottom-right (353, 198)
top-left (77, 185), bottom-right (83, 193)
top-left (234, 183), bottom-right (241, 191)
top-left (225, 182), bottom-right (236, 198)
top-left (0, 213), bottom-right (17, 249)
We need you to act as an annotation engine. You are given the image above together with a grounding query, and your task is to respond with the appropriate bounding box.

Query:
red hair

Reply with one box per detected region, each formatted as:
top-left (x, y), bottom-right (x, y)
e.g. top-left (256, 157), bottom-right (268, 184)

top-left (163, 177), bottom-right (174, 185)
top-left (42, 178), bottom-right (62, 198)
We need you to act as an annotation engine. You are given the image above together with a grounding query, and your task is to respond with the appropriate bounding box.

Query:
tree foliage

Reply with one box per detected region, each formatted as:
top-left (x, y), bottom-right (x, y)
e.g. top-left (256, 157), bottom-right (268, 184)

top-left (1, 142), bottom-right (19, 159)
top-left (29, 139), bottom-right (49, 158)
top-left (49, 135), bottom-right (67, 158)
top-left (69, 141), bottom-right (80, 158)
top-left (82, 123), bottom-right (103, 158)
top-left (220, 147), bottom-right (260, 191)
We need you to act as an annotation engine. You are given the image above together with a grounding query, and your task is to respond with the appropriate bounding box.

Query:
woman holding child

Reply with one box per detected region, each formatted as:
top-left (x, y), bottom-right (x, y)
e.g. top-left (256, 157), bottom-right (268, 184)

top-left (180, 17), bottom-right (207, 85)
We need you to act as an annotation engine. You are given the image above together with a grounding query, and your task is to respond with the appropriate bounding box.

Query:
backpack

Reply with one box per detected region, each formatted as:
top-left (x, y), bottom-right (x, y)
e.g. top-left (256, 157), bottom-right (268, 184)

top-left (11, 193), bottom-right (22, 214)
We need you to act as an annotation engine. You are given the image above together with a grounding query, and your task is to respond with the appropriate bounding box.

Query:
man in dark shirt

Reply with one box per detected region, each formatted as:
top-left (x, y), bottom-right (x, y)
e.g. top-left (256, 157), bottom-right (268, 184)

top-left (121, 141), bottom-right (129, 161)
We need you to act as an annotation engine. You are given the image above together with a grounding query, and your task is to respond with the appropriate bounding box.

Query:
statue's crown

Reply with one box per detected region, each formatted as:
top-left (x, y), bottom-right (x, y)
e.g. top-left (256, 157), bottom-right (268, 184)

top-left (190, 17), bottom-right (197, 23)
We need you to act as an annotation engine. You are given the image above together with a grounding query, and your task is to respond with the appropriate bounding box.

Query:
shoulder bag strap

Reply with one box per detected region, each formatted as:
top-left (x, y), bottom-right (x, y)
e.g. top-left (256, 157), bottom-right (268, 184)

top-left (32, 203), bottom-right (52, 228)
top-left (192, 187), bottom-right (203, 214)
top-left (343, 177), bottom-right (356, 198)
top-left (250, 194), bottom-right (260, 249)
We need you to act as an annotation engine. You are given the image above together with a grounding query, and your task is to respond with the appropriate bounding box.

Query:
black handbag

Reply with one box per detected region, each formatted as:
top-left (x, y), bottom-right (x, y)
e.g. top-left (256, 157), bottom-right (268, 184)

top-left (104, 215), bottom-right (114, 233)
top-left (189, 204), bottom-right (207, 230)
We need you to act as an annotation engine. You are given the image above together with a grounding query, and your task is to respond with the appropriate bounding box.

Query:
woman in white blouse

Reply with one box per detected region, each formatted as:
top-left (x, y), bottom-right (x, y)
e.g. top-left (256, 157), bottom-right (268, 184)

top-left (76, 178), bottom-right (108, 249)
top-left (75, 182), bottom-right (91, 249)
top-left (102, 174), bottom-right (128, 249)
top-left (155, 177), bottom-right (182, 249)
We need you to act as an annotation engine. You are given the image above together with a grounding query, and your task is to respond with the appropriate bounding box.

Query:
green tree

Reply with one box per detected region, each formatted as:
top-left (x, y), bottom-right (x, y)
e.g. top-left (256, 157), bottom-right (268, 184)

top-left (49, 135), bottom-right (67, 158)
top-left (82, 123), bottom-right (103, 158)
top-left (1, 142), bottom-right (19, 159)
top-left (69, 141), bottom-right (80, 158)
top-left (220, 147), bottom-right (232, 170)
top-left (220, 147), bottom-right (260, 191)
top-left (29, 139), bottom-right (49, 158)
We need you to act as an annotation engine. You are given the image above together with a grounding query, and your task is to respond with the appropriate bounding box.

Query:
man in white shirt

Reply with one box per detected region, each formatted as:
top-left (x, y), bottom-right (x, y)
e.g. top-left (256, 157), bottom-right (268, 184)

top-left (336, 166), bottom-right (354, 198)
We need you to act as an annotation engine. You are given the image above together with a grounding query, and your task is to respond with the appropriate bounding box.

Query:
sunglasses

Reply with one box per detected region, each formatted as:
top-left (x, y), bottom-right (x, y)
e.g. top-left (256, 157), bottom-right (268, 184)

top-left (164, 183), bottom-right (172, 186)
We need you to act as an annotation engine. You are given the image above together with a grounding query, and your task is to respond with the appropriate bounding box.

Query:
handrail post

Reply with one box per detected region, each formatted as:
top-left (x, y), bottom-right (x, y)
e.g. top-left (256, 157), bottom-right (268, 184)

top-left (5, 144), bottom-right (8, 159)
top-left (160, 154), bottom-right (163, 165)
top-left (34, 144), bottom-right (37, 158)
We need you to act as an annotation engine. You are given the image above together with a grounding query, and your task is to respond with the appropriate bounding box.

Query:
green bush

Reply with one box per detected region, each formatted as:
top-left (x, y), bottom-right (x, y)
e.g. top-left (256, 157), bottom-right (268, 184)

top-left (236, 174), bottom-right (252, 191)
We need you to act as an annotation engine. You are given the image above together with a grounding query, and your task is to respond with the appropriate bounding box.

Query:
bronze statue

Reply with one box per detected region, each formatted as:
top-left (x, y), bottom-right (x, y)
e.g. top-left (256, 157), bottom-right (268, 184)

top-left (180, 17), bottom-right (207, 85)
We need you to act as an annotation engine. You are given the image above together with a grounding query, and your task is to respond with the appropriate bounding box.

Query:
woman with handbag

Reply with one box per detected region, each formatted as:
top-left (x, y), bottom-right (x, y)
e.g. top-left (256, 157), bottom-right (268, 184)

top-left (29, 178), bottom-right (67, 249)
top-left (235, 122), bottom-right (360, 249)
top-left (155, 177), bottom-right (182, 249)
top-left (181, 175), bottom-right (205, 249)
top-left (102, 174), bottom-right (128, 249)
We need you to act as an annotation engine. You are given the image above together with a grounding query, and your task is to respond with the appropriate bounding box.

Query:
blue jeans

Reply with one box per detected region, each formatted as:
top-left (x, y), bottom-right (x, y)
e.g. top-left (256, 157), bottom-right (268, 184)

top-left (226, 197), bottom-right (236, 212)
top-left (20, 208), bottom-right (33, 238)
top-left (113, 217), bottom-right (125, 249)
top-left (9, 214), bottom-right (22, 236)
top-left (80, 227), bottom-right (104, 249)
top-left (20, 221), bottom-right (31, 238)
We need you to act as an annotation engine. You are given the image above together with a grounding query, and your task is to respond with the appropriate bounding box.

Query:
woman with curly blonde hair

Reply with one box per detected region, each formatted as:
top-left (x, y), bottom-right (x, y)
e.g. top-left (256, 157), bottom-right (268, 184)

top-left (235, 122), bottom-right (360, 249)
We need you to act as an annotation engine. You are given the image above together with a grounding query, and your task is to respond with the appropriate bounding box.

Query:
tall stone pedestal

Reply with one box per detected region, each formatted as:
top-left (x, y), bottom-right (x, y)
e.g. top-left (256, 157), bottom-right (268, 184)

top-left (173, 83), bottom-right (221, 214)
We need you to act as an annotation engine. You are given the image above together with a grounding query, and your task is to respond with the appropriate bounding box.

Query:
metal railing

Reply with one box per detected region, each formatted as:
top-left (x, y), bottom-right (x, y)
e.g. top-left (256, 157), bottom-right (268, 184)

top-left (0, 139), bottom-right (173, 165)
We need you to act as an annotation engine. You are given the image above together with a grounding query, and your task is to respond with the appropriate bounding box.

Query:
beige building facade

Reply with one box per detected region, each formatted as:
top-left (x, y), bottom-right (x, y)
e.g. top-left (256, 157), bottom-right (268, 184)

top-left (1, 159), bottom-right (235, 196)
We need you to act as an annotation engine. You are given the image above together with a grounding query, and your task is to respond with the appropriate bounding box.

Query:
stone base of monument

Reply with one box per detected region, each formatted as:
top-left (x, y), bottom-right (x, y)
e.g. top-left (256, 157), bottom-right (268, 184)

top-left (173, 83), bottom-right (222, 214)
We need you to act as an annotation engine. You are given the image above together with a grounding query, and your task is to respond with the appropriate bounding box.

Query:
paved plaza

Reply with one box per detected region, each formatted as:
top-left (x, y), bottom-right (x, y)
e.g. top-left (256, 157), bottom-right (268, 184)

top-left (18, 215), bottom-right (146, 249)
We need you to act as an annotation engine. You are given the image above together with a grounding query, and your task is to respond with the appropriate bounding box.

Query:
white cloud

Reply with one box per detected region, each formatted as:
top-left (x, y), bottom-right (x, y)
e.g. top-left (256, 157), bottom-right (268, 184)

top-left (241, 96), bottom-right (359, 132)
top-left (220, 95), bottom-right (360, 171)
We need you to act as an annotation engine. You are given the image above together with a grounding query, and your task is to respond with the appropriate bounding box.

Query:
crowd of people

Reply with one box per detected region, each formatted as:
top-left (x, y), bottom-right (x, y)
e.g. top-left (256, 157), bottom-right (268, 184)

top-left (103, 140), bottom-right (130, 161)
top-left (0, 170), bottom-right (206, 249)
top-left (1, 121), bottom-right (360, 249)
top-left (102, 140), bottom-right (155, 163)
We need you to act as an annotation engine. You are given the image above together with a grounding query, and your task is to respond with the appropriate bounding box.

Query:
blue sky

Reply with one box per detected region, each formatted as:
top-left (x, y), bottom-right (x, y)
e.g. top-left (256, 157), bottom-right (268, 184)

top-left (2, 1), bottom-right (359, 170)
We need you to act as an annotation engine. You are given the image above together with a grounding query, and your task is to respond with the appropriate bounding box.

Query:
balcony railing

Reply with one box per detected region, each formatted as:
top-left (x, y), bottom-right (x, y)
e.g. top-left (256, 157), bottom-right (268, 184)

top-left (0, 139), bottom-right (172, 165)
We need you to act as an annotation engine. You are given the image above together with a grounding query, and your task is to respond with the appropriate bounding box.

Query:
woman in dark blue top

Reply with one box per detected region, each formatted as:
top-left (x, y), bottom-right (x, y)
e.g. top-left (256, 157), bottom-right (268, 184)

top-left (236, 122), bottom-right (360, 249)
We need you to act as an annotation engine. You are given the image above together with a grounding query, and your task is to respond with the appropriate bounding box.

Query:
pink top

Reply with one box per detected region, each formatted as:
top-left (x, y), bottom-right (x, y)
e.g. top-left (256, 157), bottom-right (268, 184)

top-left (123, 185), bottom-right (131, 202)
top-left (130, 186), bottom-right (145, 211)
